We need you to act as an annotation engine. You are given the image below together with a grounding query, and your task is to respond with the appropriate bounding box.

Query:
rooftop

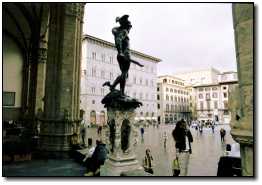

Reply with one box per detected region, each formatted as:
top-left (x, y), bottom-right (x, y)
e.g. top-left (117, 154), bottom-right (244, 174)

top-left (83, 34), bottom-right (162, 63)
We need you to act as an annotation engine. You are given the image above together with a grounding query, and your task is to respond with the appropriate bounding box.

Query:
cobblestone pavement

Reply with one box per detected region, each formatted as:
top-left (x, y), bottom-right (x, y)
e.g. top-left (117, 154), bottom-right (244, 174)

top-left (85, 124), bottom-right (236, 176)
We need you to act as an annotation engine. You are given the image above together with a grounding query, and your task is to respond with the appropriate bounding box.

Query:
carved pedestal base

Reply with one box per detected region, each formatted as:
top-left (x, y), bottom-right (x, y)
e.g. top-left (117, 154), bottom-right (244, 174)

top-left (100, 108), bottom-right (143, 176)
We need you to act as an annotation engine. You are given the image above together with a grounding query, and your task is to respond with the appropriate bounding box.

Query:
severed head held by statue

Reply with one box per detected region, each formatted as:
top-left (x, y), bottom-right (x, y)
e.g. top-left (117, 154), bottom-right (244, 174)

top-left (103, 15), bottom-right (144, 97)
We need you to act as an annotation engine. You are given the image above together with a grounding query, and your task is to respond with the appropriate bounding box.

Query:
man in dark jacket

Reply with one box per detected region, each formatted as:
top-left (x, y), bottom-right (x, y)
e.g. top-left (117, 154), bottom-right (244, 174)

top-left (90, 140), bottom-right (108, 176)
top-left (172, 119), bottom-right (193, 176)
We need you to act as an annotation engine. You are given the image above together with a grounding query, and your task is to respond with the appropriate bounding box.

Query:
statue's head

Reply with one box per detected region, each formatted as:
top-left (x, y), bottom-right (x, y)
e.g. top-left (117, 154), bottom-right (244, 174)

top-left (116, 15), bottom-right (132, 30)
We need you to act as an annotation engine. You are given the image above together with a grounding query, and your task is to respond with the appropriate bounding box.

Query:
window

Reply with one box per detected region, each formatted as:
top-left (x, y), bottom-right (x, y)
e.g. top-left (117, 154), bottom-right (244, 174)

top-left (166, 95), bottom-right (169, 101)
top-left (199, 94), bottom-right (203, 99)
top-left (92, 52), bottom-right (96, 60)
top-left (101, 54), bottom-right (105, 62)
top-left (91, 87), bottom-right (95, 94)
top-left (92, 68), bottom-right (96, 77)
top-left (110, 72), bottom-right (113, 80)
top-left (157, 87), bottom-right (160, 91)
top-left (175, 96), bottom-right (177, 102)
top-left (140, 78), bottom-right (142, 85)
top-left (166, 88), bottom-right (169, 92)
top-left (166, 104), bottom-right (169, 112)
top-left (157, 95), bottom-right (160, 100)
top-left (92, 100), bottom-right (95, 104)
top-left (140, 93), bottom-right (143, 100)
top-left (205, 87), bottom-right (210, 91)
top-left (133, 77), bottom-right (136, 84)
top-left (171, 96), bottom-right (173, 101)
top-left (223, 93), bottom-right (227, 98)
top-left (109, 56), bottom-right (113, 64)
top-left (207, 101), bottom-right (210, 110)
top-left (157, 104), bottom-right (160, 109)
top-left (101, 70), bottom-right (105, 79)
top-left (199, 88), bottom-right (204, 92)
top-left (101, 88), bottom-right (105, 96)
top-left (214, 101), bottom-right (218, 109)
top-left (83, 70), bottom-right (87, 75)
top-left (171, 105), bottom-right (174, 112)
top-left (200, 101), bottom-right (204, 110)
top-left (146, 79), bottom-right (148, 86)
top-left (140, 112), bottom-right (143, 116)
top-left (212, 92), bottom-right (218, 98)
top-left (206, 93), bottom-right (210, 100)
top-left (212, 87), bottom-right (218, 91)
top-left (163, 79), bottom-right (167, 83)
top-left (223, 86), bottom-right (227, 90)
top-left (170, 88), bottom-right (173, 93)
top-left (3, 92), bottom-right (15, 106)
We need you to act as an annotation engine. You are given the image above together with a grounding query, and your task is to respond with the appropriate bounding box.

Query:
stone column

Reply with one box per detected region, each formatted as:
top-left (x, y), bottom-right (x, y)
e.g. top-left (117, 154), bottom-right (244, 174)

top-left (231, 4), bottom-right (253, 176)
top-left (39, 3), bottom-right (85, 157)
top-left (100, 108), bottom-right (142, 176)
top-left (35, 4), bottom-right (50, 113)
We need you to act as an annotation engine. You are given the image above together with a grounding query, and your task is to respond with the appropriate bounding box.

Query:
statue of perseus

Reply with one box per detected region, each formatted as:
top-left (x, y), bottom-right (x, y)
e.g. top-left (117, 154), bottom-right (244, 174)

top-left (103, 15), bottom-right (144, 96)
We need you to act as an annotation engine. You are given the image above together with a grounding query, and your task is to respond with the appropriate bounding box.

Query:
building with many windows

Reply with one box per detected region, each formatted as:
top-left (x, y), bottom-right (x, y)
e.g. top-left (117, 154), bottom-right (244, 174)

top-left (80, 35), bottom-right (161, 126)
top-left (174, 70), bottom-right (238, 124)
top-left (157, 75), bottom-right (191, 124)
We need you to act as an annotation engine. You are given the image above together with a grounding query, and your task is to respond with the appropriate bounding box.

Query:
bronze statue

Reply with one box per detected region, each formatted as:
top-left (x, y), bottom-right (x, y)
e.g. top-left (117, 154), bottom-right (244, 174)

top-left (103, 15), bottom-right (144, 96)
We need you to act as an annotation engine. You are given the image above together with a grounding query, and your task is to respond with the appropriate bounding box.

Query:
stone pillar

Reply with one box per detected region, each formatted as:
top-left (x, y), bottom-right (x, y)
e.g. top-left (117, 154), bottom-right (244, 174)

top-left (35, 4), bottom-right (50, 113)
top-left (100, 108), bottom-right (142, 176)
top-left (231, 4), bottom-right (253, 176)
top-left (39, 3), bottom-right (85, 157)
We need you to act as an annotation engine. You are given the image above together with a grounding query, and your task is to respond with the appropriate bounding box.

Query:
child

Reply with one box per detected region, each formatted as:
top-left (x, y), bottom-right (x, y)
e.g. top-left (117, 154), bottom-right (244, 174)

top-left (143, 148), bottom-right (154, 174)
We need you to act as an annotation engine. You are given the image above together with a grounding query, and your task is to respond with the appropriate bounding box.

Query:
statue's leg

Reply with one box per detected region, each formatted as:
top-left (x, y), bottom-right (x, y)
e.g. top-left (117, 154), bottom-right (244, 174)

top-left (111, 75), bottom-right (121, 91)
top-left (120, 72), bottom-right (128, 96)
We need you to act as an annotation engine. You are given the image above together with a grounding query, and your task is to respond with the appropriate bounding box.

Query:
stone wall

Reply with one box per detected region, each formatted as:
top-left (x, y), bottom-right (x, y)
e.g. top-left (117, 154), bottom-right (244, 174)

top-left (231, 3), bottom-right (254, 176)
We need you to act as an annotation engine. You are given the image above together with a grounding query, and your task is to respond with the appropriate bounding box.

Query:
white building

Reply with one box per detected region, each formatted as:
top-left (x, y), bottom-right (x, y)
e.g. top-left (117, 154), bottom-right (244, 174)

top-left (174, 68), bottom-right (220, 85)
top-left (80, 35), bottom-right (161, 126)
top-left (174, 69), bottom-right (238, 124)
top-left (157, 75), bottom-right (190, 124)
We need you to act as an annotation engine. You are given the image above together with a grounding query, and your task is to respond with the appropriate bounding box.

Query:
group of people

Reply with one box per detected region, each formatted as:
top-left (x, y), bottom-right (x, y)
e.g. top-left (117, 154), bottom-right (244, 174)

top-left (141, 119), bottom-right (193, 176)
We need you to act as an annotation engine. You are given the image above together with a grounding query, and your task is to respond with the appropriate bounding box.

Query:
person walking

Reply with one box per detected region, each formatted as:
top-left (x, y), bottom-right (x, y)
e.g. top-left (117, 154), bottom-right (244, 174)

top-left (172, 119), bottom-right (193, 176)
top-left (81, 122), bottom-right (86, 146)
top-left (143, 148), bottom-right (154, 174)
top-left (140, 127), bottom-right (145, 139)
top-left (163, 131), bottom-right (168, 149)
top-left (220, 128), bottom-right (226, 143)
top-left (211, 123), bottom-right (215, 134)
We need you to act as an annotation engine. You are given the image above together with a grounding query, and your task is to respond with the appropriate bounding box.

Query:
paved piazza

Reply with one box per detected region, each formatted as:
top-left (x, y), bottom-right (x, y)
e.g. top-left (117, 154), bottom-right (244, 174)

top-left (86, 124), bottom-right (236, 176)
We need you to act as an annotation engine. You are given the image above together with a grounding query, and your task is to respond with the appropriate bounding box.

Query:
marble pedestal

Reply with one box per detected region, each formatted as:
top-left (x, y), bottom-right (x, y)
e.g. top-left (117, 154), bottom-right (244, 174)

top-left (100, 108), bottom-right (143, 176)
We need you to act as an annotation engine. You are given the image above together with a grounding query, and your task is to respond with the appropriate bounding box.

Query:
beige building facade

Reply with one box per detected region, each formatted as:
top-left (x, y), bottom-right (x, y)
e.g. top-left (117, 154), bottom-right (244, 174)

top-left (157, 75), bottom-right (190, 124)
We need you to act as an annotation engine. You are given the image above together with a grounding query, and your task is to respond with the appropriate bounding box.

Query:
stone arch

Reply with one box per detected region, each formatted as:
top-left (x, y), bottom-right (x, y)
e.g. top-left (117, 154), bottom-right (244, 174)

top-left (100, 110), bottom-right (106, 125)
top-left (90, 110), bottom-right (96, 125)
top-left (121, 119), bottom-right (131, 152)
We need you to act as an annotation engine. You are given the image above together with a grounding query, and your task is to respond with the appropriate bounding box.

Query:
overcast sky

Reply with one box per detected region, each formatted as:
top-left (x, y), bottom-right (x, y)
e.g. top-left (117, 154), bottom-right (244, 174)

top-left (83, 3), bottom-right (237, 75)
